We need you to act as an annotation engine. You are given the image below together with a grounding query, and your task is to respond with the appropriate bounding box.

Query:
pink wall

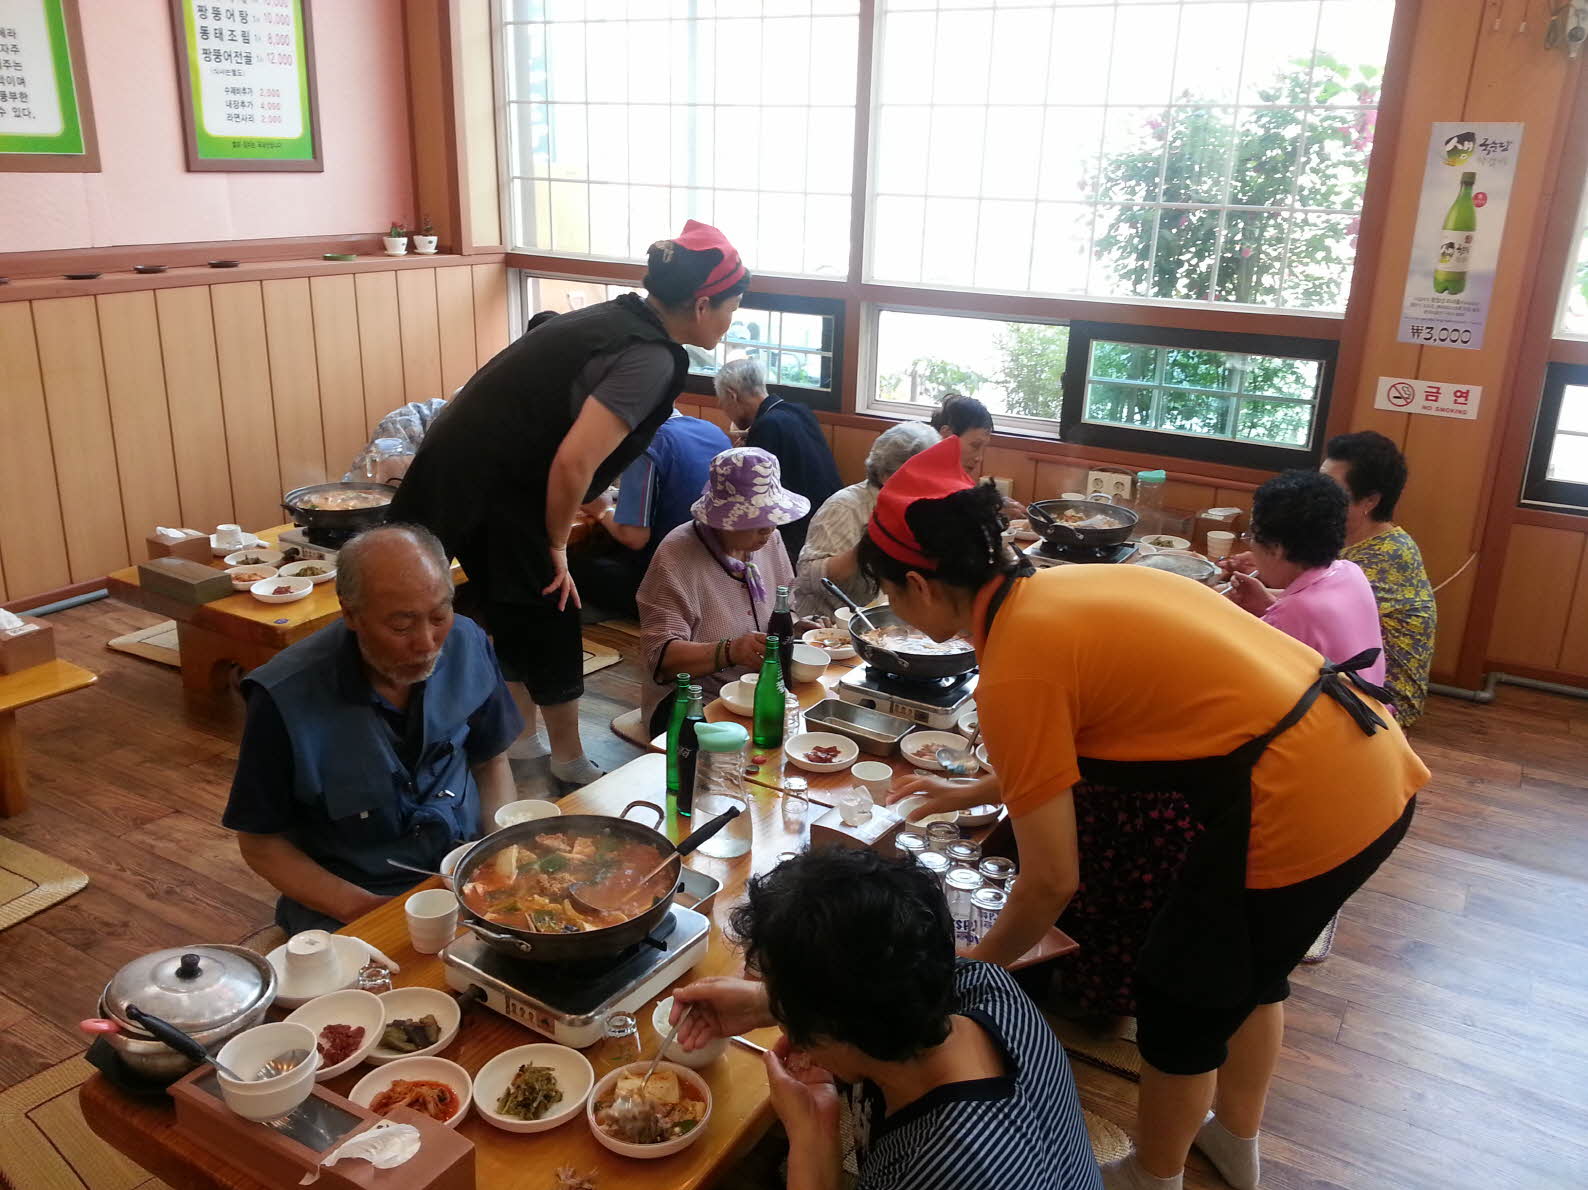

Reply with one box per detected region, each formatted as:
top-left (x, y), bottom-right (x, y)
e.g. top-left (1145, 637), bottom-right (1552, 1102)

top-left (0, 0), bottom-right (414, 252)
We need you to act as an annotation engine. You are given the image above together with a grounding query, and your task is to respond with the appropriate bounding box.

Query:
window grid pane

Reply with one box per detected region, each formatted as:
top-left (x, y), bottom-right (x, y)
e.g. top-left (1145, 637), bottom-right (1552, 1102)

top-left (501, 10), bottom-right (860, 277)
top-left (868, 0), bottom-right (1391, 312)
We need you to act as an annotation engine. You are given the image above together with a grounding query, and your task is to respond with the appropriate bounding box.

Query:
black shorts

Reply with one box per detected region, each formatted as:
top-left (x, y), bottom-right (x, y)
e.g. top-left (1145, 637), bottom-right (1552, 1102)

top-left (456, 536), bottom-right (586, 707)
top-left (1135, 796), bottom-right (1415, 1076)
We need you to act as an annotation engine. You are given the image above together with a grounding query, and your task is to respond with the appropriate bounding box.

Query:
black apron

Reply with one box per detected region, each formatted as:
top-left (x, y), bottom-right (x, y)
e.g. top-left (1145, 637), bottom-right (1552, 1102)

top-left (981, 569), bottom-right (1393, 1007)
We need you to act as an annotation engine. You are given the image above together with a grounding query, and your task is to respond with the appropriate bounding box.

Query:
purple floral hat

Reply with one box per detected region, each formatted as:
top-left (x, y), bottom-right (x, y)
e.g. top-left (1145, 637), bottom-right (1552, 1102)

top-left (691, 447), bottom-right (811, 531)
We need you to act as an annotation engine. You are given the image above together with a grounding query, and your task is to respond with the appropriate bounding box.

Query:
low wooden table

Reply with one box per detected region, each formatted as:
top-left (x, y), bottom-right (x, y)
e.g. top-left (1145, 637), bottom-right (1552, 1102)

top-left (79, 751), bottom-right (805, 1190)
top-left (0, 658), bottom-right (97, 816)
top-left (105, 525), bottom-right (464, 693)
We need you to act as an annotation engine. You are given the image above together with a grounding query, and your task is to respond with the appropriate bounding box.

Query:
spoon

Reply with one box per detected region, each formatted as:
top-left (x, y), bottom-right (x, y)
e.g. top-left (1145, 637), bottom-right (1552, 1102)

top-left (820, 578), bottom-right (879, 634)
top-left (612, 1004), bottom-right (696, 1140)
top-left (570, 806), bottom-right (742, 917)
top-left (936, 721), bottom-right (983, 777)
top-left (386, 858), bottom-right (452, 881)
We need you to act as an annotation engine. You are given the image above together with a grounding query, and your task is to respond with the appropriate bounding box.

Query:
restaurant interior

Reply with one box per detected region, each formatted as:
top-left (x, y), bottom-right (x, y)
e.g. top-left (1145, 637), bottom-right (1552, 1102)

top-left (1, 1), bottom-right (1587, 1188)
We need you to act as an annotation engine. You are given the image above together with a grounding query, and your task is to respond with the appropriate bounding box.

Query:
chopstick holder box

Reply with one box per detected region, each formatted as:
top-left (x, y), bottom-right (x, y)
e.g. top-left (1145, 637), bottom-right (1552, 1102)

top-left (146, 529), bottom-right (212, 563)
top-left (0, 615), bottom-right (57, 674)
top-left (137, 557), bottom-right (234, 604)
top-left (168, 1070), bottom-right (475, 1190)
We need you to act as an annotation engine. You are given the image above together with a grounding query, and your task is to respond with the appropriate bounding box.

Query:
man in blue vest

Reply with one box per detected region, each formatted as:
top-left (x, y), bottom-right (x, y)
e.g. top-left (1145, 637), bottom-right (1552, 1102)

top-left (223, 524), bottom-right (522, 934)
top-left (571, 410), bottom-right (732, 617)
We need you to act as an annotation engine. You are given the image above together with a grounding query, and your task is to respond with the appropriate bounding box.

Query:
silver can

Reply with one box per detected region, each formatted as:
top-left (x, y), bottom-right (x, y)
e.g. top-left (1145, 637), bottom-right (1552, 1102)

top-left (968, 885), bottom-right (1008, 947)
top-left (945, 840), bottom-right (982, 869)
top-left (926, 821), bottom-right (961, 853)
top-left (978, 856), bottom-right (1017, 887)
top-left (894, 830), bottom-right (929, 861)
top-left (944, 868), bottom-right (985, 947)
top-left (916, 850), bottom-right (951, 885)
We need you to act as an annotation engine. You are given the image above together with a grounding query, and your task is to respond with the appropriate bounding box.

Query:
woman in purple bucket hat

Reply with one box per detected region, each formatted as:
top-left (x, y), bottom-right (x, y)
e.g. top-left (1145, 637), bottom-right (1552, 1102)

top-left (637, 447), bottom-right (811, 734)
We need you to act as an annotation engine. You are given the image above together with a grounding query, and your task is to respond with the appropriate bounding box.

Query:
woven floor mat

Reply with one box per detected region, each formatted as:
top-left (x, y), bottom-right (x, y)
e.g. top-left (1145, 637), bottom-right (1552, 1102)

top-left (0, 836), bottom-right (88, 932)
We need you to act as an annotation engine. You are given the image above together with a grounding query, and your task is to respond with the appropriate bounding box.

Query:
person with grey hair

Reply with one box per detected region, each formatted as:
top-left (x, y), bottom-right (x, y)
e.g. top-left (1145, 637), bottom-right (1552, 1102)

top-left (793, 421), bottom-right (939, 617)
top-left (714, 355), bottom-right (840, 560)
top-left (223, 523), bottom-right (522, 935)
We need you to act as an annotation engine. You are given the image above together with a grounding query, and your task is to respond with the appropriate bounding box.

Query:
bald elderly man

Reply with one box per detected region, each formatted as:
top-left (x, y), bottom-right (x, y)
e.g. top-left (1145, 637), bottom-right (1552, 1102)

top-left (224, 524), bottom-right (521, 934)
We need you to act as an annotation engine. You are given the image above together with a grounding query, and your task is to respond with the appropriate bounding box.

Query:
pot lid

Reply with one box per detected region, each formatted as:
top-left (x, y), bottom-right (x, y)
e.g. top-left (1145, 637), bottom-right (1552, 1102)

top-left (103, 945), bottom-right (276, 1035)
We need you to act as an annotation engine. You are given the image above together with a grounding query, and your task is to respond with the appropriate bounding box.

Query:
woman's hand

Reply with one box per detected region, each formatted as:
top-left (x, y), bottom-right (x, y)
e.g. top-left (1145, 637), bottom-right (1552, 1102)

top-left (669, 976), bottom-right (775, 1051)
top-left (886, 774), bottom-right (995, 821)
top-left (1224, 568), bottom-right (1275, 616)
top-left (1217, 550), bottom-right (1258, 578)
top-left (728, 632), bottom-right (769, 669)
top-left (541, 546), bottom-right (581, 611)
top-left (765, 1036), bottom-right (841, 1166)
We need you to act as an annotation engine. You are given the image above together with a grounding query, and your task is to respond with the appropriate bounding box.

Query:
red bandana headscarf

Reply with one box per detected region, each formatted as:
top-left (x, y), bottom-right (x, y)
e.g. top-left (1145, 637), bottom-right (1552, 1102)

top-left (667, 219), bottom-right (746, 300)
top-left (866, 436), bottom-right (974, 569)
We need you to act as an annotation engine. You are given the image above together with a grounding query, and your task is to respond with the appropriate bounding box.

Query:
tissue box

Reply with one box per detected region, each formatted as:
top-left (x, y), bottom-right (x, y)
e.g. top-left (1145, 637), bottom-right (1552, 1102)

top-left (137, 557), bottom-right (234, 605)
top-left (811, 802), bottom-right (905, 852)
top-left (0, 616), bottom-right (57, 674)
top-left (145, 529), bottom-right (212, 563)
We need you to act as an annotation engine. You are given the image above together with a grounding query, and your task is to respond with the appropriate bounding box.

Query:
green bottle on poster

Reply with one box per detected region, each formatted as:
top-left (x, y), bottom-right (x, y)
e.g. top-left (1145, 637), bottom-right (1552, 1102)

top-left (1433, 171), bottom-right (1477, 295)
top-left (751, 637), bottom-right (787, 752)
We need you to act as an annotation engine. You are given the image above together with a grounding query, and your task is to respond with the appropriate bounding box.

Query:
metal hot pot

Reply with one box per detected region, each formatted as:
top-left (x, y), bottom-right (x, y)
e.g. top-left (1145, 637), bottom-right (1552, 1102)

top-left (1027, 498), bottom-right (1140, 550)
top-left (91, 945), bottom-right (277, 1081)
top-left (847, 606), bottom-right (979, 681)
top-left (281, 481), bottom-right (397, 539)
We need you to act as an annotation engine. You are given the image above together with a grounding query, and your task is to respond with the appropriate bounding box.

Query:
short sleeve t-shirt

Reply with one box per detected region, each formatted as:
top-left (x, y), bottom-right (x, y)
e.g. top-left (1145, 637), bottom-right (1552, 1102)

top-left (849, 961), bottom-right (1101, 1190)
top-left (570, 342), bottom-right (676, 429)
top-left (972, 565), bottom-right (1427, 889)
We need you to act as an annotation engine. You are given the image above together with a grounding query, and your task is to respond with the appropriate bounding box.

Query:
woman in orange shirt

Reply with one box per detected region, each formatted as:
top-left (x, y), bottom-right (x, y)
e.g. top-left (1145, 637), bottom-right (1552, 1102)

top-left (861, 438), bottom-right (1427, 1190)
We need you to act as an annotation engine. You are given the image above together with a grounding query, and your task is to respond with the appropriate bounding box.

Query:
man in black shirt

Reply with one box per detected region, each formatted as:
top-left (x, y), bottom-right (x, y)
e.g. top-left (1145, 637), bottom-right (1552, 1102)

top-left (714, 357), bottom-right (841, 561)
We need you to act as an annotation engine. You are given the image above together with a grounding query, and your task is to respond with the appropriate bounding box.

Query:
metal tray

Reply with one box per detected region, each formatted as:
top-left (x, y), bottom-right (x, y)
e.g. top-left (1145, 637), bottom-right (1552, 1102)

top-left (805, 698), bottom-right (914, 757)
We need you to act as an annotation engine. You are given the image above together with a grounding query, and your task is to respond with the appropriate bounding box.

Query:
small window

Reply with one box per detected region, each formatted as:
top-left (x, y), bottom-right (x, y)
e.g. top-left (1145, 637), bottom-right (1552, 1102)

top-left (1523, 362), bottom-right (1588, 513)
top-left (1061, 322), bottom-right (1336, 470)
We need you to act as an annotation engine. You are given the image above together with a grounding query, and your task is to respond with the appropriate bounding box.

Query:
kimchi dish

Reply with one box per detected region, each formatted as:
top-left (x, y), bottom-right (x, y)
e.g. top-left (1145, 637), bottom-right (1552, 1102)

top-left (460, 831), bottom-right (671, 932)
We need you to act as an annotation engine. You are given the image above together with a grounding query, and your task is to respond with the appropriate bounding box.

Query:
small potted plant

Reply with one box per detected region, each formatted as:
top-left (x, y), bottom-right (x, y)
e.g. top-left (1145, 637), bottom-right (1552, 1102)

top-left (382, 220), bottom-right (409, 256)
top-left (413, 215), bottom-right (438, 255)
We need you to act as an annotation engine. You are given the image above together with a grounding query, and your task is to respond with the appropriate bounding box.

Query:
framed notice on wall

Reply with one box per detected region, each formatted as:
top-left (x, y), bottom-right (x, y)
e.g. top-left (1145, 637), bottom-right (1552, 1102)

top-left (170, 0), bottom-right (321, 172)
top-left (0, 0), bottom-right (99, 172)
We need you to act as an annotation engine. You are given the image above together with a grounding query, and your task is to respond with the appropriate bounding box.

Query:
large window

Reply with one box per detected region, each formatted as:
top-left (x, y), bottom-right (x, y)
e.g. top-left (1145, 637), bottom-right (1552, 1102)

top-left (1559, 177), bottom-right (1588, 336)
top-left (501, 0), bottom-right (860, 276)
top-left (1524, 363), bottom-right (1588, 513)
top-left (868, 0), bottom-right (1392, 310)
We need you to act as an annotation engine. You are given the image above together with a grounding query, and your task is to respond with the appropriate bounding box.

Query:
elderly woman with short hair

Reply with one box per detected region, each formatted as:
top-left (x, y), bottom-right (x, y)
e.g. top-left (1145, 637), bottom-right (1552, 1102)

top-left (792, 420), bottom-right (939, 618)
top-left (637, 448), bottom-right (810, 733)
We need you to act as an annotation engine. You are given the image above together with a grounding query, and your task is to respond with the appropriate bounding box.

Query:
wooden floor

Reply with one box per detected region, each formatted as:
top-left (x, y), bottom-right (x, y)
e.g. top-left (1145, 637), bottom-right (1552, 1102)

top-left (2, 597), bottom-right (1586, 1188)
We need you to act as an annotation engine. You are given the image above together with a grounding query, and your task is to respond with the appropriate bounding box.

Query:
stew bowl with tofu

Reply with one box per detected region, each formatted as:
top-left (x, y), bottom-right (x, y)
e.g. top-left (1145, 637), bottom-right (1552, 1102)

top-left (453, 801), bottom-right (686, 963)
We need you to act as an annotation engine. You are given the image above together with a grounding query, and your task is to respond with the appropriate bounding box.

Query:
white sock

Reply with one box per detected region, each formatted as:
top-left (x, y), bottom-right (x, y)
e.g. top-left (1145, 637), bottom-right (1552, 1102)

top-left (506, 732), bottom-right (548, 760)
top-left (1100, 1153), bottom-right (1183, 1190)
top-left (1194, 1112), bottom-right (1260, 1190)
top-left (549, 755), bottom-right (605, 786)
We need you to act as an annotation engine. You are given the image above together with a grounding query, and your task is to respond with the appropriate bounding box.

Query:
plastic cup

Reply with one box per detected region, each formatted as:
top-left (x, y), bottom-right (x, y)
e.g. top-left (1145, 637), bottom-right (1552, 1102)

top-left (851, 761), bottom-right (894, 801)
top-left (1205, 530), bottom-right (1236, 559)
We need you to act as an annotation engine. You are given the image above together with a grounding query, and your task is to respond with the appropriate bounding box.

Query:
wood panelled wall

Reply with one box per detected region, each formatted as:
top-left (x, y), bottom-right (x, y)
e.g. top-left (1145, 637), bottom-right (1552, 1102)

top-left (1487, 523), bottom-right (1588, 678)
top-left (0, 262), bottom-right (510, 603)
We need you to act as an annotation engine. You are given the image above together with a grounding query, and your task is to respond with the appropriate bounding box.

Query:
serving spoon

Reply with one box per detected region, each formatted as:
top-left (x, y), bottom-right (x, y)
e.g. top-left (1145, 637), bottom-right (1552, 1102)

top-left (936, 721), bottom-right (983, 777)
top-left (570, 806), bottom-right (742, 917)
top-left (820, 578), bottom-right (879, 634)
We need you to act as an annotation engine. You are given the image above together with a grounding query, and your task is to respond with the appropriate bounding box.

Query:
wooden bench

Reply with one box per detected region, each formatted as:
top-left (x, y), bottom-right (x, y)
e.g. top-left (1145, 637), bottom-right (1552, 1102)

top-left (0, 659), bottom-right (97, 816)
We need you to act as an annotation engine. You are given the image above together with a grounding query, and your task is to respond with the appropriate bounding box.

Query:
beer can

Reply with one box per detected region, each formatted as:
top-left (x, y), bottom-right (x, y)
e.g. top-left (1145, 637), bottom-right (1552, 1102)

top-left (968, 885), bottom-right (1008, 947)
top-left (978, 856), bottom-right (1016, 887)
top-left (894, 830), bottom-right (929, 861)
top-left (944, 868), bottom-right (985, 947)
top-left (915, 850), bottom-right (951, 885)
top-left (926, 822), bottom-right (961, 853)
top-left (945, 840), bottom-right (982, 869)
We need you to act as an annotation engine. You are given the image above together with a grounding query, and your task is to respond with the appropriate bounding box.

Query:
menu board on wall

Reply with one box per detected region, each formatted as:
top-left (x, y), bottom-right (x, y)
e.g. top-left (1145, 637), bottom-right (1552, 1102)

top-left (0, 0), bottom-right (98, 172)
top-left (1396, 122), bottom-right (1524, 351)
top-left (170, 0), bottom-right (321, 172)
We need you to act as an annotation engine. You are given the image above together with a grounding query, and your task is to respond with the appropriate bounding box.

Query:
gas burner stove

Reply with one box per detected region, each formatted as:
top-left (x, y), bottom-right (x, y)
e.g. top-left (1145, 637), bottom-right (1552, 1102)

top-left (1022, 539), bottom-right (1141, 568)
top-left (276, 526), bottom-right (351, 561)
top-left (442, 903), bottom-right (712, 1049)
top-left (837, 665), bottom-right (977, 729)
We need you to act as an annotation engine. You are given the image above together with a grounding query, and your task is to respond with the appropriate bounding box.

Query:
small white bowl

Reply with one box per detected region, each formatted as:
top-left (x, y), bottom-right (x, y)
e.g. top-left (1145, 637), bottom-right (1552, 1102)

top-left (439, 841), bottom-right (473, 879)
top-left (788, 643), bottom-right (829, 684)
top-left (975, 743), bottom-right (993, 773)
top-left (651, 997), bottom-right (726, 1069)
top-left (215, 1022), bottom-right (320, 1122)
top-left (472, 1043), bottom-right (594, 1133)
top-left (718, 679), bottom-right (755, 717)
top-left (212, 533), bottom-right (264, 556)
top-left (278, 559), bottom-right (337, 585)
top-left (785, 731), bottom-right (859, 774)
top-left (225, 547), bottom-right (284, 568)
top-left (250, 576), bottom-right (313, 604)
top-left (1136, 534), bottom-right (1191, 551)
top-left (493, 798), bottom-right (562, 829)
top-left (351, 1056), bottom-right (471, 1128)
top-left (954, 708), bottom-right (979, 739)
top-left (285, 989), bottom-right (385, 1081)
top-left (902, 730), bottom-right (971, 771)
top-left (802, 627), bottom-right (857, 661)
top-left (226, 564), bottom-right (278, 590)
top-left (588, 1060), bottom-right (713, 1158)
top-left (367, 986), bottom-right (462, 1064)
top-left (958, 802), bottom-right (1001, 828)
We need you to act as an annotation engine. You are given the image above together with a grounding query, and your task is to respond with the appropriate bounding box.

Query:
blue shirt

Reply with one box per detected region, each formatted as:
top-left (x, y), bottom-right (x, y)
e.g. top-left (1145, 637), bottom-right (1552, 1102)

top-left (613, 413), bottom-right (731, 559)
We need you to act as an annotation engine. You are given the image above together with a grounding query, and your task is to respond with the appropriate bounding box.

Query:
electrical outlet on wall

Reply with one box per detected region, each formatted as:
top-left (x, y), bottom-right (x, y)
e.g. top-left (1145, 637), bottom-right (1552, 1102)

top-left (1087, 470), bottom-right (1133, 502)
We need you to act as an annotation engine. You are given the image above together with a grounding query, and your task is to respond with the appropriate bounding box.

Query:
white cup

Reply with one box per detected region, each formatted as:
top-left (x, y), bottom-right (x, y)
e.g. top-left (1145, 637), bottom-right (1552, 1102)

top-left (1205, 530), bottom-right (1236, 560)
top-left (851, 760), bottom-right (894, 801)
top-left (285, 930), bottom-right (337, 986)
top-left (1061, 492), bottom-right (1087, 501)
top-left (214, 522), bottom-right (245, 548)
top-left (405, 889), bottom-right (459, 954)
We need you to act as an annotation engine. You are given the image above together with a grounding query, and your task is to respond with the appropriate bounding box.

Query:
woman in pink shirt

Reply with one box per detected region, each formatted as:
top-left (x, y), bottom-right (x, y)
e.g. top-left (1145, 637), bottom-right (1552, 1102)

top-left (1225, 471), bottom-right (1388, 691)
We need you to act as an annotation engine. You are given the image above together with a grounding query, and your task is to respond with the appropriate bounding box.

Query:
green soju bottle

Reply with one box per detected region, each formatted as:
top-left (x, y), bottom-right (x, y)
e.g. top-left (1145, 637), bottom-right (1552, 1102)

top-left (1433, 172), bottom-right (1476, 296)
top-left (664, 673), bottom-right (691, 798)
top-left (751, 636), bottom-right (787, 751)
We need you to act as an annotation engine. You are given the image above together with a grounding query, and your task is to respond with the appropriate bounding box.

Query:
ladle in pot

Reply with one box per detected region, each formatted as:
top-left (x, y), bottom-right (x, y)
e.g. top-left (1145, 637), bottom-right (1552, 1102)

top-left (570, 805), bottom-right (742, 917)
top-left (820, 578), bottom-right (879, 634)
top-left (935, 721), bottom-right (983, 777)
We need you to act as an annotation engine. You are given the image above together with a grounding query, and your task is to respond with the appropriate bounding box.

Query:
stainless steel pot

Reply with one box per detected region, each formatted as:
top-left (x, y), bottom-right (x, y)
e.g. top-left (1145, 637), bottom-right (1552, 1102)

top-left (1027, 498), bottom-right (1140, 550)
top-left (94, 945), bottom-right (277, 1080)
top-left (846, 607), bottom-right (979, 680)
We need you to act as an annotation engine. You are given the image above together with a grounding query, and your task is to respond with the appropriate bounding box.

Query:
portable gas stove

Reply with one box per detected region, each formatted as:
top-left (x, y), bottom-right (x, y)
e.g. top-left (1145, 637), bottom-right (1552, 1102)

top-left (276, 526), bottom-right (352, 562)
top-left (837, 665), bottom-right (977, 729)
top-left (1021, 539), bottom-right (1141, 569)
top-left (441, 870), bottom-right (719, 1049)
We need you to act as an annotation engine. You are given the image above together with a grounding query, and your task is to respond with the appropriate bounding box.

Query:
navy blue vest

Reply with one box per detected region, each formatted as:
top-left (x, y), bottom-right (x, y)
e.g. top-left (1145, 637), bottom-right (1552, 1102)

top-left (243, 617), bottom-right (499, 895)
